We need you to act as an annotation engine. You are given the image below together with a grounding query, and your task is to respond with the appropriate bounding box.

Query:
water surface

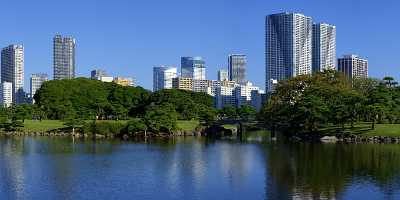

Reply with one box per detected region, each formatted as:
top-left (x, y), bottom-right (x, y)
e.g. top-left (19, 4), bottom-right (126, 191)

top-left (0, 136), bottom-right (399, 200)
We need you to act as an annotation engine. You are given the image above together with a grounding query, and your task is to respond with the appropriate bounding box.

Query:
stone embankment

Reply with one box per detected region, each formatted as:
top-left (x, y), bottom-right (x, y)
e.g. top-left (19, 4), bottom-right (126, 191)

top-left (0, 131), bottom-right (112, 139)
top-left (289, 134), bottom-right (400, 144)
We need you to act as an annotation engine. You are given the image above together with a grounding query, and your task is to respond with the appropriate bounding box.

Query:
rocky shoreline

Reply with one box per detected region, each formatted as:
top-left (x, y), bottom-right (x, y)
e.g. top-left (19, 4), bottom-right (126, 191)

top-left (0, 130), bottom-right (205, 139)
top-left (290, 134), bottom-right (400, 144)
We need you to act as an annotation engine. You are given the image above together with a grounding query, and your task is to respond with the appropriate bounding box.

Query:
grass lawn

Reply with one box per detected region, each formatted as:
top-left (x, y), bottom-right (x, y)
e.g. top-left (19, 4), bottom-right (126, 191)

top-left (23, 120), bottom-right (66, 132)
top-left (176, 120), bottom-right (200, 131)
top-left (320, 122), bottom-right (400, 137)
top-left (222, 124), bottom-right (237, 130)
top-left (361, 124), bottom-right (400, 137)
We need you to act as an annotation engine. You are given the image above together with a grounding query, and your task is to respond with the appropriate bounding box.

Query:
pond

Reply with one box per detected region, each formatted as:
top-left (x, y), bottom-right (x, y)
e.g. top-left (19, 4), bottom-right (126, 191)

top-left (0, 135), bottom-right (399, 199)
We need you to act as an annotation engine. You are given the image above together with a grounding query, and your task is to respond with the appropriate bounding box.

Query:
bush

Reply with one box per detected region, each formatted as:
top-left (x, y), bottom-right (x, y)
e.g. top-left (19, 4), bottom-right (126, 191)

top-left (82, 121), bottom-right (126, 137)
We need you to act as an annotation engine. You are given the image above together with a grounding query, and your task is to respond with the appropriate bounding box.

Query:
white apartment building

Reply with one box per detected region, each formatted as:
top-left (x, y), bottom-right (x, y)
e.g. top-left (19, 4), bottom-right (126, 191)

top-left (0, 82), bottom-right (13, 107)
top-left (312, 23), bottom-right (336, 72)
top-left (30, 73), bottom-right (48, 103)
top-left (1, 44), bottom-right (24, 104)
top-left (266, 12), bottom-right (312, 93)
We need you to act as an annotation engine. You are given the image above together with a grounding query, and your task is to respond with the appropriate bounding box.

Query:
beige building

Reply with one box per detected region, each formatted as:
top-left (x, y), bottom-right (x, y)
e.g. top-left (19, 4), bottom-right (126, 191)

top-left (113, 77), bottom-right (135, 87)
top-left (172, 77), bottom-right (193, 91)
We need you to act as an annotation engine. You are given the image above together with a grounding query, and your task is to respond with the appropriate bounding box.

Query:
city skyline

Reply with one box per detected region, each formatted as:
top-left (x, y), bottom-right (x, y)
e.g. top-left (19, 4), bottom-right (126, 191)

top-left (1, 1), bottom-right (399, 90)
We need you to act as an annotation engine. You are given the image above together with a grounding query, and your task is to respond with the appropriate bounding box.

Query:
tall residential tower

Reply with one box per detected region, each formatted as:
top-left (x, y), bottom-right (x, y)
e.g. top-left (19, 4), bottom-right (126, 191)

top-left (53, 35), bottom-right (75, 80)
top-left (228, 54), bottom-right (246, 84)
top-left (312, 23), bottom-right (336, 72)
top-left (1, 44), bottom-right (24, 104)
top-left (265, 12), bottom-right (312, 93)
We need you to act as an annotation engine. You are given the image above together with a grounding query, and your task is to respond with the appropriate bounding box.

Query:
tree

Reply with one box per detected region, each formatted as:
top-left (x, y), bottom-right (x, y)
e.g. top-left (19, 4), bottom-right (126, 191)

top-left (125, 119), bottom-right (148, 137)
top-left (144, 103), bottom-right (178, 134)
top-left (237, 105), bottom-right (257, 121)
top-left (219, 106), bottom-right (238, 120)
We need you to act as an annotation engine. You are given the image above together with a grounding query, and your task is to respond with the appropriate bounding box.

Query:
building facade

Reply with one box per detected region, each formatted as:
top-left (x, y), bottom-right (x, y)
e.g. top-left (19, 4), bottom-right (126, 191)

top-left (193, 79), bottom-right (213, 93)
top-left (53, 35), bottom-right (75, 80)
top-left (214, 81), bottom-right (263, 110)
top-left (181, 57), bottom-right (206, 80)
top-left (228, 54), bottom-right (246, 84)
top-left (0, 82), bottom-right (13, 107)
top-left (153, 66), bottom-right (177, 91)
top-left (266, 12), bottom-right (312, 93)
top-left (337, 55), bottom-right (368, 79)
top-left (1, 44), bottom-right (24, 104)
top-left (312, 23), bottom-right (336, 72)
top-left (91, 69), bottom-right (108, 80)
top-left (30, 73), bottom-right (48, 103)
top-left (172, 77), bottom-right (193, 91)
top-left (218, 69), bottom-right (229, 81)
top-left (113, 77), bottom-right (135, 87)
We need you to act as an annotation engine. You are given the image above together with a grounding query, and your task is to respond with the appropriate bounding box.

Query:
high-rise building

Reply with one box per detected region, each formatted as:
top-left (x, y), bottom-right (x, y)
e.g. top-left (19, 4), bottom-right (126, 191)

top-left (91, 69), bottom-right (108, 80)
top-left (312, 23), bottom-right (336, 72)
top-left (181, 57), bottom-right (206, 80)
top-left (30, 73), bottom-right (48, 103)
top-left (0, 82), bottom-right (13, 107)
top-left (53, 35), bottom-right (75, 80)
top-left (337, 55), bottom-right (368, 79)
top-left (228, 54), bottom-right (247, 84)
top-left (153, 66), bottom-right (177, 91)
top-left (266, 12), bottom-right (312, 93)
top-left (218, 69), bottom-right (229, 81)
top-left (1, 44), bottom-right (24, 104)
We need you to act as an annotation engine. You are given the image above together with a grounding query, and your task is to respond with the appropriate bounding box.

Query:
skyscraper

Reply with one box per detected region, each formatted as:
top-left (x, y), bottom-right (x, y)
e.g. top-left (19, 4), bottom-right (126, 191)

top-left (153, 66), bottom-right (177, 91)
top-left (338, 55), bottom-right (368, 79)
top-left (228, 54), bottom-right (246, 84)
top-left (30, 73), bottom-right (48, 103)
top-left (218, 69), bottom-right (229, 81)
top-left (1, 44), bottom-right (24, 104)
top-left (266, 12), bottom-right (312, 93)
top-left (312, 23), bottom-right (336, 72)
top-left (181, 57), bottom-right (206, 80)
top-left (53, 35), bottom-right (75, 80)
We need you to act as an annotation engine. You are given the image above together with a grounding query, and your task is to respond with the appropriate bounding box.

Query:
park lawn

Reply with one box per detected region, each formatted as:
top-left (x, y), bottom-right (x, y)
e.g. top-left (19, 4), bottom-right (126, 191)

top-left (361, 124), bottom-right (400, 137)
top-left (176, 120), bottom-right (200, 131)
top-left (23, 120), bottom-right (66, 132)
top-left (320, 122), bottom-right (400, 137)
top-left (222, 124), bottom-right (237, 130)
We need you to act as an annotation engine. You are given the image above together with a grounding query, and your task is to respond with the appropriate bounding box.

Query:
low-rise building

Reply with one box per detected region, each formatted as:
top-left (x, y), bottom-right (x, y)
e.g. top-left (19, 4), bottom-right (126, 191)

top-left (113, 77), bottom-right (135, 87)
top-left (172, 77), bottom-right (193, 91)
top-left (0, 82), bottom-right (13, 107)
top-left (193, 79), bottom-right (213, 93)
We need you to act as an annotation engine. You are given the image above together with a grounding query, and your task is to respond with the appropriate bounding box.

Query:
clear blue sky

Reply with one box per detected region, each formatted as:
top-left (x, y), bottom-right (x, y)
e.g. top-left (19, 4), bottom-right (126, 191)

top-left (1, 0), bottom-right (399, 90)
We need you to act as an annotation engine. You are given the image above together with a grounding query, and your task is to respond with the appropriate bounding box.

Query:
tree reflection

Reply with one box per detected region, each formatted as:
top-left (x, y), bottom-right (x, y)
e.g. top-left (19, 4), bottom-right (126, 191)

top-left (265, 142), bottom-right (400, 199)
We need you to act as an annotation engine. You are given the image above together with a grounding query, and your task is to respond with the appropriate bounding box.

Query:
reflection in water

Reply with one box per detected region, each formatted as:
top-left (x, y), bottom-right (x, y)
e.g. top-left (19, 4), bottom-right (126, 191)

top-left (264, 142), bottom-right (400, 199)
top-left (0, 136), bottom-right (400, 199)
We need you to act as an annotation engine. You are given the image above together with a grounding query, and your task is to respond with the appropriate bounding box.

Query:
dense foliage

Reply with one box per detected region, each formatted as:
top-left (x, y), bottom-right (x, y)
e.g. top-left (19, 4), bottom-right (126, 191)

top-left (33, 78), bottom-right (216, 122)
top-left (260, 70), bottom-right (400, 135)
